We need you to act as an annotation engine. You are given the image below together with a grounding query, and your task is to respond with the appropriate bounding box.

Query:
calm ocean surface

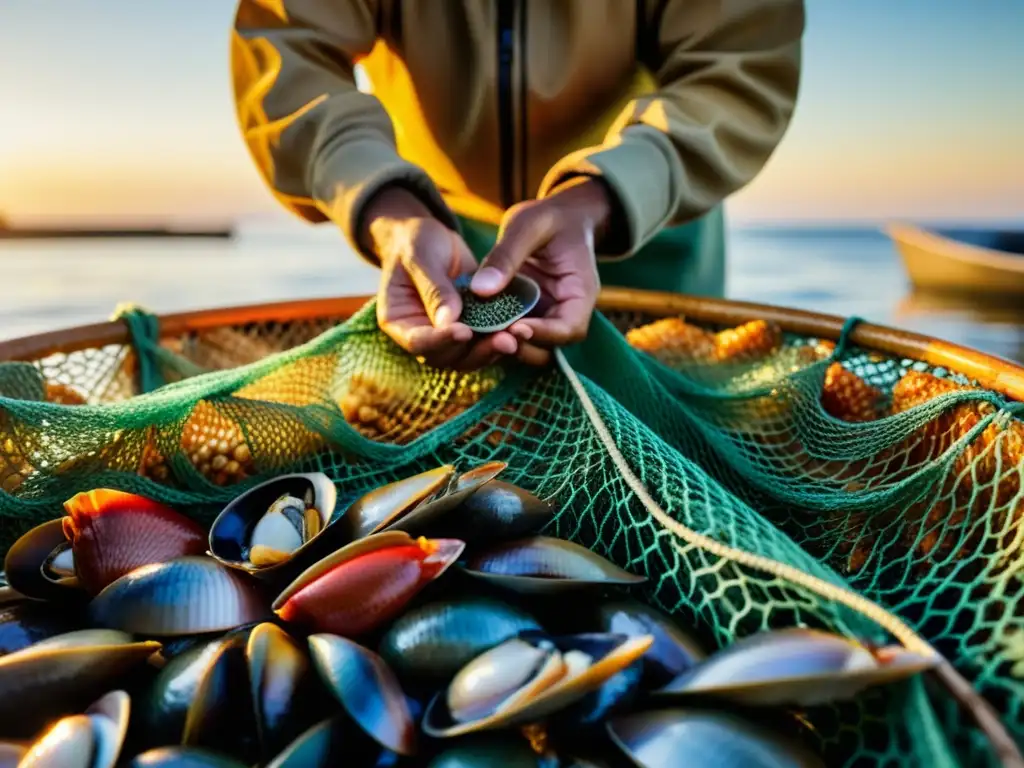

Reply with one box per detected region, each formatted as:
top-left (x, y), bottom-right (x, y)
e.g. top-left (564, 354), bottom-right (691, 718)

top-left (2, 224), bottom-right (1023, 362)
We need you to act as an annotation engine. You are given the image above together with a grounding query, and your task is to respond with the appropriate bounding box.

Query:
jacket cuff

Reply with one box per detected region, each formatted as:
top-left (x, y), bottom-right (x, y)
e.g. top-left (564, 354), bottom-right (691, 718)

top-left (537, 126), bottom-right (677, 261)
top-left (312, 138), bottom-right (460, 265)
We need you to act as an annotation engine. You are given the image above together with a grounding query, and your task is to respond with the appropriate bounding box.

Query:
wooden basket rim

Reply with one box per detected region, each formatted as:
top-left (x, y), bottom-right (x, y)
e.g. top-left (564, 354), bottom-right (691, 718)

top-left (2, 287), bottom-right (1022, 401)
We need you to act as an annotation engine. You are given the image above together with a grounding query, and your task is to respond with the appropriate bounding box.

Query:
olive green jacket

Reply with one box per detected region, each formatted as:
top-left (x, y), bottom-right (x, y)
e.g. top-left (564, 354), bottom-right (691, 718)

top-left (232, 0), bottom-right (804, 262)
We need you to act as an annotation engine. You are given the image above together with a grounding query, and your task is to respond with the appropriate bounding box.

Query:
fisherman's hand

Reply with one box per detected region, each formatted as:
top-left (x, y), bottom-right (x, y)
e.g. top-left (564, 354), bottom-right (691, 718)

top-left (471, 177), bottom-right (611, 366)
top-left (362, 187), bottom-right (514, 370)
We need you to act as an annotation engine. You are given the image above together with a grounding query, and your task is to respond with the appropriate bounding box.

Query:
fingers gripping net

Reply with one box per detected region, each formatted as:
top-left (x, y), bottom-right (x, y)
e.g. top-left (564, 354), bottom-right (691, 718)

top-left (0, 300), bottom-right (1022, 766)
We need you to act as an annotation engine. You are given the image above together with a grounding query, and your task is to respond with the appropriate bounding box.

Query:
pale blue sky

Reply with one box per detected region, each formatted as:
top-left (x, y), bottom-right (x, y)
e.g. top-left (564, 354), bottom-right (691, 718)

top-left (0, 1), bottom-right (1021, 226)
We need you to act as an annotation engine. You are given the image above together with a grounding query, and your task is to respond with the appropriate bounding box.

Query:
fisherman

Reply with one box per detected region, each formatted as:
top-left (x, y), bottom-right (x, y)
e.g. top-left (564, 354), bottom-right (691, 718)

top-left (232, 0), bottom-right (804, 370)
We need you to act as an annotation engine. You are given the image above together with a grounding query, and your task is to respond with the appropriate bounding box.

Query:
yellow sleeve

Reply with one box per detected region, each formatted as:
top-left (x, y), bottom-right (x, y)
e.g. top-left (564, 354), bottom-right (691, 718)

top-left (232, 0), bottom-right (456, 256)
top-left (537, 0), bottom-right (805, 257)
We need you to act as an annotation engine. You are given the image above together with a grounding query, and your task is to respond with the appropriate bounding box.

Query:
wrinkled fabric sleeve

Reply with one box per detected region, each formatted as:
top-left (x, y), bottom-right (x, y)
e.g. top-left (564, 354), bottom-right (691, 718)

top-left (232, 0), bottom-right (457, 260)
top-left (537, 0), bottom-right (805, 259)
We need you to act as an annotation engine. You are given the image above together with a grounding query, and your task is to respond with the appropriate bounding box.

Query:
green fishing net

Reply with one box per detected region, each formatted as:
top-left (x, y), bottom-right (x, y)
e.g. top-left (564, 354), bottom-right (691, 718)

top-left (0, 298), bottom-right (1021, 768)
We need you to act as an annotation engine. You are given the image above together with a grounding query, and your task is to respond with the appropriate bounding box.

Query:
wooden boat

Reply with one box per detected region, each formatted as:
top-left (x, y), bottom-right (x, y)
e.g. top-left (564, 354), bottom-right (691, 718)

top-left (886, 222), bottom-right (1024, 297)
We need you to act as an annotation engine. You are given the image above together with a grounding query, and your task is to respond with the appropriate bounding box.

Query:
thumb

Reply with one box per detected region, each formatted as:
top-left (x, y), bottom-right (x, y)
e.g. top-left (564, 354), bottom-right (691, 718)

top-left (404, 230), bottom-right (471, 329)
top-left (471, 207), bottom-right (558, 296)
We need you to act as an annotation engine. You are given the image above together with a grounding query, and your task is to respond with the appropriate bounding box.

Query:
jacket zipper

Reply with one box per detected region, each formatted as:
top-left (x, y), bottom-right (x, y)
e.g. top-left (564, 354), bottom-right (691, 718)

top-left (496, 0), bottom-right (516, 210)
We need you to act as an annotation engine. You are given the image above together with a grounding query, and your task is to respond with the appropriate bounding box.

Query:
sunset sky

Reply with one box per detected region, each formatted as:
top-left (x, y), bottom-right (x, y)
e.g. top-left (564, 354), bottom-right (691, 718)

top-left (0, 1), bottom-right (1021, 228)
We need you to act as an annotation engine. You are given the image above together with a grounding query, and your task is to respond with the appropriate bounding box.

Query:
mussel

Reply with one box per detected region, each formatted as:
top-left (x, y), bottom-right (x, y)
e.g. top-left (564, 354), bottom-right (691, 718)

top-left (18, 690), bottom-right (130, 768)
top-left (90, 556), bottom-right (271, 637)
top-left (378, 597), bottom-right (543, 684)
top-left (4, 491), bottom-right (208, 601)
top-left (138, 633), bottom-right (257, 759)
top-left (340, 463), bottom-right (509, 542)
top-left (308, 633), bottom-right (417, 756)
top-left (594, 600), bottom-right (706, 688)
top-left (423, 632), bottom-right (653, 738)
top-left (4, 519), bottom-right (83, 601)
top-left (462, 537), bottom-right (646, 593)
top-left (208, 473), bottom-right (338, 576)
top-left (273, 531), bottom-right (465, 637)
top-left (391, 475), bottom-right (557, 548)
top-left (654, 628), bottom-right (938, 706)
top-left (606, 708), bottom-right (824, 768)
top-left (62, 489), bottom-right (208, 594)
top-left (0, 629), bottom-right (159, 738)
top-left (265, 715), bottom-right (399, 768)
top-left (247, 622), bottom-right (323, 759)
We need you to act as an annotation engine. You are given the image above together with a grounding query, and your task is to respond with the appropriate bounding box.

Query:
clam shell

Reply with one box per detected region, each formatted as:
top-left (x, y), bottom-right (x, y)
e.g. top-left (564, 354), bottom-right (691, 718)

top-left (208, 473), bottom-right (338, 577)
top-left (90, 556), bottom-right (271, 637)
top-left (655, 628), bottom-right (938, 706)
top-left (0, 630), bottom-right (159, 739)
top-left (378, 597), bottom-right (542, 684)
top-left (339, 466), bottom-right (455, 541)
top-left (595, 600), bottom-right (706, 687)
top-left (308, 634), bottom-right (417, 756)
top-left (246, 623), bottom-right (317, 759)
top-left (129, 747), bottom-right (248, 767)
top-left (384, 463), bottom-right (507, 539)
top-left (63, 489), bottom-right (207, 593)
top-left (462, 537), bottom-right (646, 593)
top-left (273, 532), bottom-right (465, 637)
top-left (457, 274), bottom-right (541, 333)
top-left (423, 632), bottom-right (653, 738)
top-left (606, 709), bottom-right (824, 768)
top-left (4, 519), bottom-right (83, 600)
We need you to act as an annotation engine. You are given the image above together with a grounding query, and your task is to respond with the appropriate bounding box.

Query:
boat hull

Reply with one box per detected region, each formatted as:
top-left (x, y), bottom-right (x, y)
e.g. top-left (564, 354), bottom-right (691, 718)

top-left (886, 223), bottom-right (1024, 297)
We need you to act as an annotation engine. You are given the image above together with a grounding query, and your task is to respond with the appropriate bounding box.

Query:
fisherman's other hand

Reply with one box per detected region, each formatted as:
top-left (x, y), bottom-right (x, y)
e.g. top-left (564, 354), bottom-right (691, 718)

top-left (362, 187), bottom-right (510, 370)
top-left (470, 177), bottom-right (611, 366)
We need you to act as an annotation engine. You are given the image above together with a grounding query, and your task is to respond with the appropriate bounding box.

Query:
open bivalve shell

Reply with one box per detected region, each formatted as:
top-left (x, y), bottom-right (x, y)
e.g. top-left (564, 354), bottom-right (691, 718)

top-left (208, 473), bottom-right (338, 577)
top-left (422, 631), bottom-right (653, 738)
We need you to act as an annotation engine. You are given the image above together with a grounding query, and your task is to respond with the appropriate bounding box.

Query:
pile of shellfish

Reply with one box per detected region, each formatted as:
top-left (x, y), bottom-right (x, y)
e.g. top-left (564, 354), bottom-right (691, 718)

top-left (0, 463), bottom-right (936, 767)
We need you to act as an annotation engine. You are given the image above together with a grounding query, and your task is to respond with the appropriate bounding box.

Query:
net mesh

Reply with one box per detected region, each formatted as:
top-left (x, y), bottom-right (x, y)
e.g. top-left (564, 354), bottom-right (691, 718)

top-left (0, 299), bottom-right (1022, 767)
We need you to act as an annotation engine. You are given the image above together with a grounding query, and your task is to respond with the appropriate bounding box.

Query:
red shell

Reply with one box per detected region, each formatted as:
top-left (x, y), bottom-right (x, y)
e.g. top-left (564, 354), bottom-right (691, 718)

top-left (276, 544), bottom-right (449, 637)
top-left (62, 489), bottom-right (207, 594)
